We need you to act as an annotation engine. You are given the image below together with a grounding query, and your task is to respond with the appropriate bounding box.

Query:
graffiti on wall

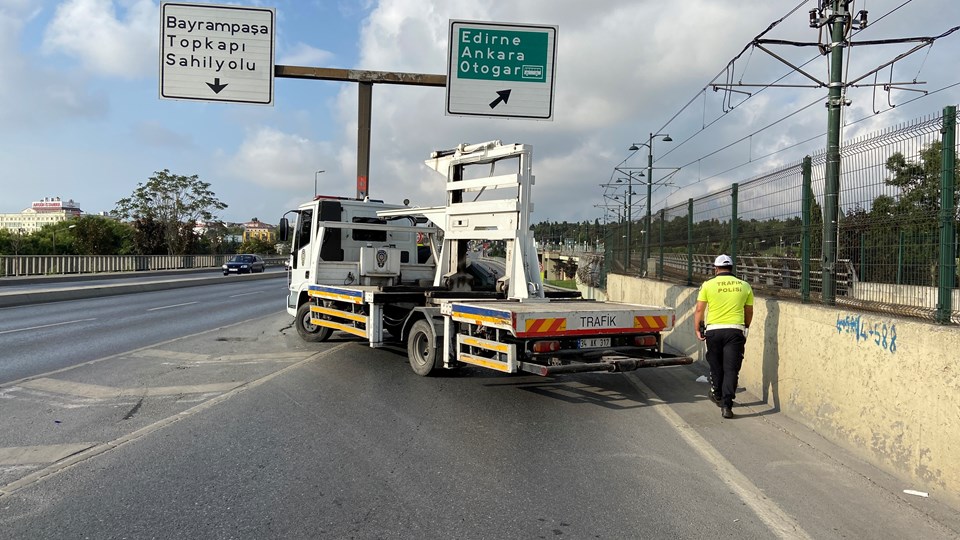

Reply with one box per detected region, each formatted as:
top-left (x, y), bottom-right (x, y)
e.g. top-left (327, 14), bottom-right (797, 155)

top-left (836, 313), bottom-right (897, 354)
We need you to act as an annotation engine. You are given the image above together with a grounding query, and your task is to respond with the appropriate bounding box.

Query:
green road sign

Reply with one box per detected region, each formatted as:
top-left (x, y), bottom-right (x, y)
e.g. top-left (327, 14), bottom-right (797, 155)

top-left (446, 20), bottom-right (557, 120)
top-left (455, 27), bottom-right (548, 83)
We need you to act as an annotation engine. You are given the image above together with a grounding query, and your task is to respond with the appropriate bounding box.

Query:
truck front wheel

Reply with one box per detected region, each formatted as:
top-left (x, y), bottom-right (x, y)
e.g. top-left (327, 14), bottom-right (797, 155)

top-left (407, 319), bottom-right (438, 376)
top-left (296, 302), bottom-right (332, 342)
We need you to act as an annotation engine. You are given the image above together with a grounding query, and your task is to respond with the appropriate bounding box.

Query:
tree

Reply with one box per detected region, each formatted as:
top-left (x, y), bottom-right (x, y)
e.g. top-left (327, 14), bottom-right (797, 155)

top-left (69, 216), bottom-right (132, 255)
top-left (33, 222), bottom-right (76, 255)
top-left (200, 221), bottom-right (230, 254)
top-left (128, 217), bottom-right (167, 255)
top-left (239, 236), bottom-right (276, 255)
top-left (842, 140), bottom-right (960, 285)
top-left (114, 170), bottom-right (228, 255)
top-left (883, 141), bottom-right (956, 220)
top-left (1, 228), bottom-right (35, 256)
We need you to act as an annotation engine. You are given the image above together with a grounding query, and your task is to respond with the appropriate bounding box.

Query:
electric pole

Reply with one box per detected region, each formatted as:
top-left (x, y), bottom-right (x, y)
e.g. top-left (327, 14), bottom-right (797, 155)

top-left (709, 0), bottom-right (941, 305)
top-left (821, 0), bottom-right (848, 305)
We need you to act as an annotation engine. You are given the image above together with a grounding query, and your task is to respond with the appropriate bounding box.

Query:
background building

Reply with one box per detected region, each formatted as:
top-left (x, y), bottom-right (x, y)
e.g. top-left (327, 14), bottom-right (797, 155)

top-left (242, 219), bottom-right (275, 243)
top-left (0, 197), bottom-right (82, 234)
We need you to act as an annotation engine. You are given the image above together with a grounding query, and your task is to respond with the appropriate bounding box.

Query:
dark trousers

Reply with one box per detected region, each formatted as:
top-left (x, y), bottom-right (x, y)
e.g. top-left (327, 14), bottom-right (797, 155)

top-left (705, 328), bottom-right (746, 408)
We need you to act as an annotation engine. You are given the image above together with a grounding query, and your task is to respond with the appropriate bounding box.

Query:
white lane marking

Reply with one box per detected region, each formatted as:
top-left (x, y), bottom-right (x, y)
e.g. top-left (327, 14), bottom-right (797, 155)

top-left (147, 301), bottom-right (198, 312)
top-left (228, 291), bottom-right (263, 298)
top-left (0, 318), bottom-right (97, 335)
top-left (626, 374), bottom-right (814, 540)
top-left (0, 343), bottom-right (351, 498)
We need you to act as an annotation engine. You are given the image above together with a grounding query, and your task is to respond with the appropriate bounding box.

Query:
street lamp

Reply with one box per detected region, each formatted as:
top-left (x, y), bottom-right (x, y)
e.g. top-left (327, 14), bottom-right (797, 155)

top-left (15, 228), bottom-right (24, 257)
top-left (629, 132), bottom-right (672, 275)
top-left (314, 169), bottom-right (325, 198)
top-left (51, 224), bottom-right (75, 256)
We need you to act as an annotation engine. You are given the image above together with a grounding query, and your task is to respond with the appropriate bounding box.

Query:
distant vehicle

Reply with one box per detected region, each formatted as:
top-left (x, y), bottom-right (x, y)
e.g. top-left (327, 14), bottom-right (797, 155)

top-left (223, 254), bottom-right (265, 275)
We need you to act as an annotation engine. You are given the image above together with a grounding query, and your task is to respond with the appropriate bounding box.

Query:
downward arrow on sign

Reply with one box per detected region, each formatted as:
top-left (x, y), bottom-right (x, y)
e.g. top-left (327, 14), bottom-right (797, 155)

top-left (489, 89), bottom-right (511, 109)
top-left (207, 78), bottom-right (228, 94)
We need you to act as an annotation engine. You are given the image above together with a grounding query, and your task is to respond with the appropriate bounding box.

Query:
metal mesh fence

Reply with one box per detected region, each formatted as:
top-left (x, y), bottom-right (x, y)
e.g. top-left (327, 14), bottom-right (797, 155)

top-left (603, 106), bottom-right (959, 325)
top-left (735, 161), bottom-right (810, 298)
top-left (834, 115), bottom-right (949, 319)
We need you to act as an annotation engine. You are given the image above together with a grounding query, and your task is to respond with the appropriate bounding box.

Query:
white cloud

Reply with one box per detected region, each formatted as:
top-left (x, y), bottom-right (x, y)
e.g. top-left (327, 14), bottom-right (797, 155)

top-left (42, 0), bottom-right (156, 79)
top-left (0, 3), bottom-right (107, 126)
top-left (225, 126), bottom-right (335, 189)
top-left (8, 0), bottom-right (955, 225)
top-left (328, 0), bottom-right (801, 222)
top-left (278, 42), bottom-right (335, 66)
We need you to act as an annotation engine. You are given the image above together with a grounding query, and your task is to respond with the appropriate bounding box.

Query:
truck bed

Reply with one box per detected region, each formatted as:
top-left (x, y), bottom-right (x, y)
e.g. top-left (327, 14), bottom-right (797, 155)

top-left (445, 299), bottom-right (675, 338)
top-left (309, 285), bottom-right (675, 340)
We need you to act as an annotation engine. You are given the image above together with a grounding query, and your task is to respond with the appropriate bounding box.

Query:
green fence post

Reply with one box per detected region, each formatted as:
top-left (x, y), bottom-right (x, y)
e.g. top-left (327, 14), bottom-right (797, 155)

top-left (731, 183), bottom-right (739, 273)
top-left (937, 105), bottom-right (957, 324)
top-left (801, 156), bottom-right (811, 303)
top-left (687, 198), bottom-right (694, 286)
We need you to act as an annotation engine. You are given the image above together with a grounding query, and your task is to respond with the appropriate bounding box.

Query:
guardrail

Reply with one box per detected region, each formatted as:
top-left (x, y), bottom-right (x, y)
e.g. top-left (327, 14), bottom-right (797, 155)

top-left (0, 255), bottom-right (287, 277)
top-left (656, 253), bottom-right (854, 296)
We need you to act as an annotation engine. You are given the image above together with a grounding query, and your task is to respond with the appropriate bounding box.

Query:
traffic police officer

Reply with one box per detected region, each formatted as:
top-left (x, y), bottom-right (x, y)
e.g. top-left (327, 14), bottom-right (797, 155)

top-left (694, 254), bottom-right (754, 419)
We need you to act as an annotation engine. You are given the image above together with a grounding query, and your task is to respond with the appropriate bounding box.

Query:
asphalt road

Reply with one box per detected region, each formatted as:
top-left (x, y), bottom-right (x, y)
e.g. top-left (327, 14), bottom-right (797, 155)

top-left (0, 294), bottom-right (958, 538)
top-left (0, 276), bottom-right (287, 383)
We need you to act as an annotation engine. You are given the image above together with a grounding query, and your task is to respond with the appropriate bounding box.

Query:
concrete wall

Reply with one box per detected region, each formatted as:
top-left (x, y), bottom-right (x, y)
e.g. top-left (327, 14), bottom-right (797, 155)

top-left (607, 274), bottom-right (960, 506)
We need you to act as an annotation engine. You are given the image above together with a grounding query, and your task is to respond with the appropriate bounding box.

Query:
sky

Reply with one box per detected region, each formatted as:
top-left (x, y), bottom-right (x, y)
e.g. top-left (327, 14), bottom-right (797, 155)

top-left (1, 0), bottom-right (958, 226)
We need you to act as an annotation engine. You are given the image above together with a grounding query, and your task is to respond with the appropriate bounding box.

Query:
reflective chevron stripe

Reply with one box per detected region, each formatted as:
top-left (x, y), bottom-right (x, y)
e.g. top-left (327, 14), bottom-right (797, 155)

top-left (524, 318), bottom-right (566, 334)
top-left (634, 315), bottom-right (668, 331)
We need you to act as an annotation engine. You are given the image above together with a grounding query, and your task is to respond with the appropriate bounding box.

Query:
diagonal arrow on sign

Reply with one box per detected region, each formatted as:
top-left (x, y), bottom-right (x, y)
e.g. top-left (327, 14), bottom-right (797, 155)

top-left (488, 89), bottom-right (511, 109)
top-left (206, 78), bottom-right (228, 94)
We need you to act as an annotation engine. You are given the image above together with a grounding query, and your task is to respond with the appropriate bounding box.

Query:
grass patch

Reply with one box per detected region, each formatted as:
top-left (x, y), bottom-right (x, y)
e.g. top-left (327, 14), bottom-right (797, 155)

top-left (545, 279), bottom-right (577, 290)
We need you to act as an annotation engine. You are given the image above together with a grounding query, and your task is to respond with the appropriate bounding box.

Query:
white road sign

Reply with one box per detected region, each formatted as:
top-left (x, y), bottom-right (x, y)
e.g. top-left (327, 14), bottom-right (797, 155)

top-left (446, 20), bottom-right (557, 120)
top-left (159, 2), bottom-right (275, 105)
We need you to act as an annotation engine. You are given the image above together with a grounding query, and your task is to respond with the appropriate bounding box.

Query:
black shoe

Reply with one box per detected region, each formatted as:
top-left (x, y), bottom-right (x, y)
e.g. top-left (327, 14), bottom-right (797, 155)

top-left (709, 391), bottom-right (721, 407)
top-left (721, 407), bottom-right (734, 419)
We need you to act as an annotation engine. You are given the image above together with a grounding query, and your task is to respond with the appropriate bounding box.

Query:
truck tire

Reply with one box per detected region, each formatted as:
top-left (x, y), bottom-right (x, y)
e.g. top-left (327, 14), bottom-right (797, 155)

top-left (407, 319), bottom-right (438, 376)
top-left (296, 302), bottom-right (332, 342)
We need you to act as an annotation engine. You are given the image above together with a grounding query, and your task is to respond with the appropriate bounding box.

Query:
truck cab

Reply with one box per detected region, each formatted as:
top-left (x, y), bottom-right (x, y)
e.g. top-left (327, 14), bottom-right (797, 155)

top-left (281, 196), bottom-right (436, 341)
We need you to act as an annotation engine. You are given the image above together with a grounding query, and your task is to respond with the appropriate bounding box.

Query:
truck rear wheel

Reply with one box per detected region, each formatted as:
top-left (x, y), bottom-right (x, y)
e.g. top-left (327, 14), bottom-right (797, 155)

top-left (296, 302), bottom-right (332, 342)
top-left (407, 319), bottom-right (438, 376)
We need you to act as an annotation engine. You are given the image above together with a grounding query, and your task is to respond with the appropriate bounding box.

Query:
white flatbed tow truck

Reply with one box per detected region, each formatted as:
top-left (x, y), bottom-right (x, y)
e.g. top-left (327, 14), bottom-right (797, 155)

top-left (281, 140), bottom-right (692, 376)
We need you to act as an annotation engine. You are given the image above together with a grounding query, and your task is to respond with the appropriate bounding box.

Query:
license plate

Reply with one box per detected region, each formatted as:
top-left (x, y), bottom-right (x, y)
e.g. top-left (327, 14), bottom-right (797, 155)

top-left (578, 337), bottom-right (611, 349)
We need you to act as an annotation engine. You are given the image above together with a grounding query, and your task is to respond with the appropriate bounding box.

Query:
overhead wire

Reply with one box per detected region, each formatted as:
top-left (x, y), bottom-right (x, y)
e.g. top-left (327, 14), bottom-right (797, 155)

top-left (649, 0), bottom-right (813, 152)
top-left (658, 76), bottom-right (960, 207)
top-left (635, 0), bottom-right (951, 206)
top-left (648, 0), bottom-right (921, 167)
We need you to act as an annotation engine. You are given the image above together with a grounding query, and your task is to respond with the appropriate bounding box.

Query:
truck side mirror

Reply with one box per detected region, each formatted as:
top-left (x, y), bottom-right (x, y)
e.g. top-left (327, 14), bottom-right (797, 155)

top-left (278, 217), bottom-right (289, 241)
